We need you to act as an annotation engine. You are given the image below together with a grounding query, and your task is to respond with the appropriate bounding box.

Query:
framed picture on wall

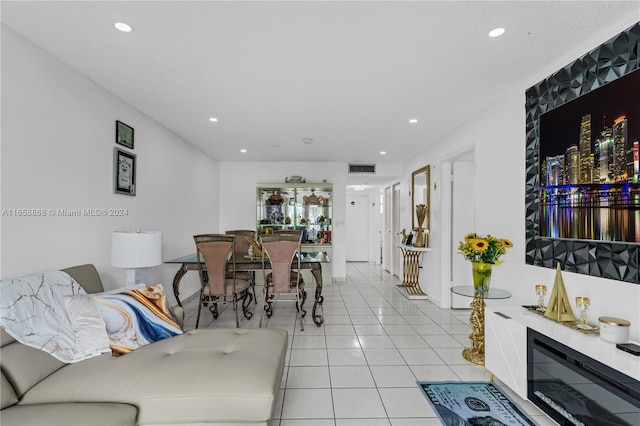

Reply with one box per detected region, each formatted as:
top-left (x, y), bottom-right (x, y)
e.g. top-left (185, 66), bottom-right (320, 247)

top-left (116, 120), bottom-right (134, 149)
top-left (525, 22), bottom-right (640, 283)
top-left (114, 147), bottom-right (136, 196)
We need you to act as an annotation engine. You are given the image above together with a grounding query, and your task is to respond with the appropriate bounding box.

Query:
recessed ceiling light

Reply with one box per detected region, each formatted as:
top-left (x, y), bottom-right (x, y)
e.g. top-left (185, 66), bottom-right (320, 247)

top-left (380, 151), bottom-right (387, 155)
top-left (240, 149), bottom-right (247, 153)
top-left (409, 119), bottom-right (418, 124)
top-left (489, 27), bottom-right (506, 38)
top-left (114, 22), bottom-right (133, 33)
top-left (354, 186), bottom-right (365, 191)
top-left (302, 138), bottom-right (313, 144)
top-left (208, 117), bottom-right (219, 122)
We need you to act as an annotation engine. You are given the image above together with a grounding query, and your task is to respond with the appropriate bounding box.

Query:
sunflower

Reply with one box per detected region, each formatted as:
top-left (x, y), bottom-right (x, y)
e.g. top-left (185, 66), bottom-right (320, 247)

top-left (463, 232), bottom-right (478, 241)
top-left (472, 239), bottom-right (489, 251)
top-left (501, 239), bottom-right (513, 249)
top-left (458, 233), bottom-right (513, 264)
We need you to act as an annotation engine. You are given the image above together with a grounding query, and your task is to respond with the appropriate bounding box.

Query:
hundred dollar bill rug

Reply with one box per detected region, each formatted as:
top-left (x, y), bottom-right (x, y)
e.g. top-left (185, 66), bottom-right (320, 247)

top-left (418, 381), bottom-right (539, 426)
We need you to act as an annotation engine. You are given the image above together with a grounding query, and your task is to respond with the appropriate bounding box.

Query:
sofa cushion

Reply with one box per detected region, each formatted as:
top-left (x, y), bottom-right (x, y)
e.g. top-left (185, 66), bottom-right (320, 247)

top-left (93, 283), bottom-right (182, 356)
top-left (61, 264), bottom-right (105, 294)
top-left (0, 329), bottom-right (65, 398)
top-left (1, 327), bottom-right (16, 348)
top-left (0, 402), bottom-right (137, 425)
top-left (1, 371), bottom-right (18, 409)
top-left (20, 328), bottom-right (288, 424)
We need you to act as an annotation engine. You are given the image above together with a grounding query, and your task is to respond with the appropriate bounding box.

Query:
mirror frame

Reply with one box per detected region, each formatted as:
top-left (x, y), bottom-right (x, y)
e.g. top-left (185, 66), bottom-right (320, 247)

top-left (411, 165), bottom-right (430, 231)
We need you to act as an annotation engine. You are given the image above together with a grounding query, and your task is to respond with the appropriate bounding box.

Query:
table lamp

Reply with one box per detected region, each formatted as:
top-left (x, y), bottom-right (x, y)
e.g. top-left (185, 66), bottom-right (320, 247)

top-left (111, 230), bottom-right (163, 287)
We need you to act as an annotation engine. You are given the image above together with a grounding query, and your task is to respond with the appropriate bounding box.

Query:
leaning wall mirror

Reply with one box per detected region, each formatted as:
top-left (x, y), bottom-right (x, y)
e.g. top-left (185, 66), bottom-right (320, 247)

top-left (411, 165), bottom-right (430, 231)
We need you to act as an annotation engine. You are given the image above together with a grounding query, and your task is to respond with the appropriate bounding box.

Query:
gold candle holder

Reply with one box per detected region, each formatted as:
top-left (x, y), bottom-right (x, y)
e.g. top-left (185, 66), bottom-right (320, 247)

top-left (535, 284), bottom-right (547, 312)
top-left (575, 297), bottom-right (592, 330)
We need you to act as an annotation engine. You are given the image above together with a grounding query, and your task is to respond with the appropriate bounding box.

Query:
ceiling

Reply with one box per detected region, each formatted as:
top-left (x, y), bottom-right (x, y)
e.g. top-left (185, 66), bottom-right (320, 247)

top-left (2, 1), bottom-right (638, 180)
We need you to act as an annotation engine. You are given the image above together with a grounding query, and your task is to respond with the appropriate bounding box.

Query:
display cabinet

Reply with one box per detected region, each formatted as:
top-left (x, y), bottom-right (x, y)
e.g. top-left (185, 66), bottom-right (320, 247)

top-left (257, 183), bottom-right (332, 242)
top-left (256, 182), bottom-right (333, 283)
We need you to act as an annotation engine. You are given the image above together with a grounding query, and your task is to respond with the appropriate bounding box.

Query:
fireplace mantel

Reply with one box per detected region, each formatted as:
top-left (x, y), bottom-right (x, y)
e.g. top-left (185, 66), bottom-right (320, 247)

top-left (485, 305), bottom-right (640, 399)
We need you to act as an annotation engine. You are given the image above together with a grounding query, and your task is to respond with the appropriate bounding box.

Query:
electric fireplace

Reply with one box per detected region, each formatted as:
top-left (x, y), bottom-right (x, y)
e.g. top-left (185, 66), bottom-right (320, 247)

top-left (527, 328), bottom-right (640, 425)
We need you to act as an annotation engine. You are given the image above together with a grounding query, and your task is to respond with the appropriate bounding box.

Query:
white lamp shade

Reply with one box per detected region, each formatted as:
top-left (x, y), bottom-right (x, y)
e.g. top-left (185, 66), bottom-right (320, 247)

top-left (111, 231), bottom-right (163, 268)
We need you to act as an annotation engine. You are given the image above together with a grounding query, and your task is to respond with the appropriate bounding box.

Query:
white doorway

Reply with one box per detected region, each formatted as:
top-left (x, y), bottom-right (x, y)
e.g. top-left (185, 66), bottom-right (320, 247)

top-left (384, 186), bottom-right (392, 273)
top-left (392, 183), bottom-right (402, 277)
top-left (346, 194), bottom-right (369, 261)
top-left (441, 149), bottom-right (476, 308)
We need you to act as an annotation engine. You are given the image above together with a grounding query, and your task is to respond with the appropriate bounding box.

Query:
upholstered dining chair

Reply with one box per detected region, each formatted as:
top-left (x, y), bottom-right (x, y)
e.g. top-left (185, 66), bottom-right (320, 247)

top-left (225, 229), bottom-right (258, 302)
top-left (273, 229), bottom-right (303, 237)
top-left (193, 234), bottom-right (253, 328)
top-left (259, 233), bottom-right (306, 331)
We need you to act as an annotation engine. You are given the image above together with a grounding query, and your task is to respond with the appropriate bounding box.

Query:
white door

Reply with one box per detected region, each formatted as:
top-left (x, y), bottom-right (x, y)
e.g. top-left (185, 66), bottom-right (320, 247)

top-left (392, 183), bottom-right (401, 277)
top-left (384, 186), bottom-right (392, 272)
top-left (451, 160), bottom-right (476, 308)
top-left (346, 194), bottom-right (370, 261)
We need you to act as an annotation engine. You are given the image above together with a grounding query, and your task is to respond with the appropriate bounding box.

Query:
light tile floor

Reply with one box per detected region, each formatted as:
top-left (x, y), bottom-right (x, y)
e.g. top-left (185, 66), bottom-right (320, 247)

top-left (181, 262), bottom-right (556, 425)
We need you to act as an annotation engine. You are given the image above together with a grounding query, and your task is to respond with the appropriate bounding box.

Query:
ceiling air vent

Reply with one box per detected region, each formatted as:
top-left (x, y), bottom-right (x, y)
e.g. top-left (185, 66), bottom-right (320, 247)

top-left (348, 163), bottom-right (376, 174)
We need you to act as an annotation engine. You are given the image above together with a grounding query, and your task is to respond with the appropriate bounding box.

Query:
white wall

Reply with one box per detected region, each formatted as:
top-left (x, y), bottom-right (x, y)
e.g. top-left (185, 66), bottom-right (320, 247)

top-left (0, 27), bottom-right (219, 304)
top-left (401, 17), bottom-right (640, 342)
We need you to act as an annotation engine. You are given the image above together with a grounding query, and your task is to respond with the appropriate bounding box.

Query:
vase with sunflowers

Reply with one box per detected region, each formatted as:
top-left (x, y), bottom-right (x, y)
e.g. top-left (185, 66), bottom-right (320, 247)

top-left (458, 233), bottom-right (513, 293)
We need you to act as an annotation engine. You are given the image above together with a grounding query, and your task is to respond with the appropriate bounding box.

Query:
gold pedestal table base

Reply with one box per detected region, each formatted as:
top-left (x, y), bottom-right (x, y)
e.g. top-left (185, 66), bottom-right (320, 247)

top-left (451, 285), bottom-right (512, 366)
top-left (462, 296), bottom-right (486, 365)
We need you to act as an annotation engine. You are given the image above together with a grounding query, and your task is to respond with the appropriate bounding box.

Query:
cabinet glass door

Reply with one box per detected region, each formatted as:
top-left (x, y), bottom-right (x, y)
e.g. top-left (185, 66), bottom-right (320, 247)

top-left (256, 184), bottom-right (332, 243)
top-left (297, 187), bottom-right (331, 243)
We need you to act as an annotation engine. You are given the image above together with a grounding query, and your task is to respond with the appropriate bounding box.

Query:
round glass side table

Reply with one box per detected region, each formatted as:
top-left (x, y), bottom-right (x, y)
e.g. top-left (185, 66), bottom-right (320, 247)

top-left (451, 286), bottom-right (512, 366)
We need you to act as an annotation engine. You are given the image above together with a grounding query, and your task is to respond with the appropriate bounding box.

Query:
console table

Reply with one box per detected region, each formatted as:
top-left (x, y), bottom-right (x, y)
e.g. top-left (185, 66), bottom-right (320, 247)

top-left (450, 285), bottom-right (511, 366)
top-left (396, 244), bottom-right (431, 299)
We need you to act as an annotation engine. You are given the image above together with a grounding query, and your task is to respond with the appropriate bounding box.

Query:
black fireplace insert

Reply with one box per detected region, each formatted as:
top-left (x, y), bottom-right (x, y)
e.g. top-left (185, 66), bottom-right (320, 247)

top-left (527, 328), bottom-right (640, 426)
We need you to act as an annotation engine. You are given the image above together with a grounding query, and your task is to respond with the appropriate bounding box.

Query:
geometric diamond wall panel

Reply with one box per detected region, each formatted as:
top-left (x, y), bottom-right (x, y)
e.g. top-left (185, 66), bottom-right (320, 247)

top-left (525, 22), bottom-right (640, 284)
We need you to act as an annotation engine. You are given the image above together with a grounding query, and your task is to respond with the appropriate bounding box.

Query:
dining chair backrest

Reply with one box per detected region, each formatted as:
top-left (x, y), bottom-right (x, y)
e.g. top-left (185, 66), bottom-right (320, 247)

top-left (225, 230), bottom-right (255, 259)
top-left (260, 233), bottom-right (302, 294)
top-left (193, 234), bottom-right (234, 295)
top-left (273, 229), bottom-right (303, 237)
top-left (274, 229), bottom-right (305, 244)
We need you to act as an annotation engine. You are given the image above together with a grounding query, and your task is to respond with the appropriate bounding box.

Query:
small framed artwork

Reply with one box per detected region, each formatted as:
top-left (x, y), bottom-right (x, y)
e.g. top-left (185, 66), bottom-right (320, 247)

top-left (116, 120), bottom-right (134, 149)
top-left (114, 147), bottom-right (136, 196)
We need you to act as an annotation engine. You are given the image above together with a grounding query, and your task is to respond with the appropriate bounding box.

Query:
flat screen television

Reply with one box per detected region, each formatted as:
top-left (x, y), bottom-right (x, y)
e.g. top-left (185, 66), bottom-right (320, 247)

top-left (538, 68), bottom-right (640, 243)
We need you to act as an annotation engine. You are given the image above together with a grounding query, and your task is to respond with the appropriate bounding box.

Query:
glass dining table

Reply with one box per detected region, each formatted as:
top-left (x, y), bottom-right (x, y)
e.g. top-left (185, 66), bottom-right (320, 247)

top-left (165, 253), bottom-right (325, 326)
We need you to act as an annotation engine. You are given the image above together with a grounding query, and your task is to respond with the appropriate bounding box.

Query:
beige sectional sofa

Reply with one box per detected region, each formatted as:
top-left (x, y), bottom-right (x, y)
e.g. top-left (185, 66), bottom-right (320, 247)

top-left (0, 264), bottom-right (288, 425)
